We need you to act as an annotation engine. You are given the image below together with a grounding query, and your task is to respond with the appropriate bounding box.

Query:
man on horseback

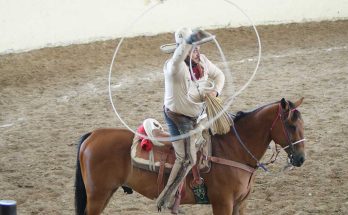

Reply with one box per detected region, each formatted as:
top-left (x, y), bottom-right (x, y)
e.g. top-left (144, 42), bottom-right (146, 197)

top-left (157, 27), bottom-right (225, 211)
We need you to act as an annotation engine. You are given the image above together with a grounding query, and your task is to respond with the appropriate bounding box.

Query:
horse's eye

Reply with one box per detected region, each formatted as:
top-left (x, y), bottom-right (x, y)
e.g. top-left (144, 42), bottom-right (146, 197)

top-left (291, 109), bottom-right (300, 121)
top-left (288, 124), bottom-right (297, 131)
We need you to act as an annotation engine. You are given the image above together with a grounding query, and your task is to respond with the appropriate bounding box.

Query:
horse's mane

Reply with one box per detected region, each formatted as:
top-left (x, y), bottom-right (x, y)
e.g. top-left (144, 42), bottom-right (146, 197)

top-left (232, 101), bottom-right (278, 123)
top-left (232, 100), bottom-right (301, 123)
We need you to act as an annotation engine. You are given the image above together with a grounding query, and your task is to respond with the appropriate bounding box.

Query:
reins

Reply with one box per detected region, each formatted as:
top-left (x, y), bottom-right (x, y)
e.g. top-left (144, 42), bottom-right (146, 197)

top-left (231, 125), bottom-right (269, 172)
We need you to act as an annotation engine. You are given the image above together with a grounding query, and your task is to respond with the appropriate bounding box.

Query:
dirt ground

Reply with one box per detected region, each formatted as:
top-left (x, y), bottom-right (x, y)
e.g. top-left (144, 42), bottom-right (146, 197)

top-left (0, 20), bottom-right (347, 215)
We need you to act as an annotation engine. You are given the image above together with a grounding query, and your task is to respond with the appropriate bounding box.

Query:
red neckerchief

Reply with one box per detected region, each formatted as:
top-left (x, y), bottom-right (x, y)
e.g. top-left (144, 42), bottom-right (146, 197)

top-left (185, 57), bottom-right (204, 80)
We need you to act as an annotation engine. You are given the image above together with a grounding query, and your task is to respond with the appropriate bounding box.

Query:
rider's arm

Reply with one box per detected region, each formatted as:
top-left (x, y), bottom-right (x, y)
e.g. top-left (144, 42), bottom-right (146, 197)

top-left (169, 30), bottom-right (211, 74)
top-left (202, 55), bottom-right (225, 96)
top-left (169, 42), bottom-right (192, 73)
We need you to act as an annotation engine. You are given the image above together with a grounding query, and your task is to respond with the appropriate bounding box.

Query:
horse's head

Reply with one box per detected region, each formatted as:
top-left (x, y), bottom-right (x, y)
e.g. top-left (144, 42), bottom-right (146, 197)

top-left (270, 97), bottom-right (305, 167)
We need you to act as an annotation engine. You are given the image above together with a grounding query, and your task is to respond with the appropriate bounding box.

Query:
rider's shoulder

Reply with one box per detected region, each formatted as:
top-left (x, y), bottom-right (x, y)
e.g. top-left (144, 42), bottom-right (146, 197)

top-left (199, 54), bottom-right (209, 62)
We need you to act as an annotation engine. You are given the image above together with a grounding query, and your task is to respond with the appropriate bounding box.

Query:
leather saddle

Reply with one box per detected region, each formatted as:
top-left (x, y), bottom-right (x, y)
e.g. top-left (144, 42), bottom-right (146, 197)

top-left (131, 134), bottom-right (211, 175)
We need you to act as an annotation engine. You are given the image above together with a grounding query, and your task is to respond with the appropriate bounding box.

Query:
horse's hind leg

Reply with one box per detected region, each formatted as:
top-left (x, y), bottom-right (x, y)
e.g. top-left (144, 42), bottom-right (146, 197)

top-left (86, 187), bottom-right (118, 215)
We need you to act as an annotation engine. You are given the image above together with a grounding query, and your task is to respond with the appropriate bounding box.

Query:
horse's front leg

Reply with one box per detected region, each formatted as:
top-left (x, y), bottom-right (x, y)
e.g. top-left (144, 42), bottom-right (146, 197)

top-left (232, 204), bottom-right (240, 215)
top-left (237, 200), bottom-right (247, 215)
top-left (211, 199), bottom-right (233, 215)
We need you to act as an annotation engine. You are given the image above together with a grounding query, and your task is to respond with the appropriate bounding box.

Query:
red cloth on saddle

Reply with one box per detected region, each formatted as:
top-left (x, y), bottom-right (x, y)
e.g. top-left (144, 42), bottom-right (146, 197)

top-left (137, 125), bottom-right (153, 152)
top-left (137, 125), bottom-right (146, 134)
top-left (141, 139), bottom-right (152, 152)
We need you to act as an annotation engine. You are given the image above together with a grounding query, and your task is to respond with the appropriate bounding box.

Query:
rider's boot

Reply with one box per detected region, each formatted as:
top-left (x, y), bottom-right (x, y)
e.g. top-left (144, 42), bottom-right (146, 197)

top-left (170, 183), bottom-right (184, 214)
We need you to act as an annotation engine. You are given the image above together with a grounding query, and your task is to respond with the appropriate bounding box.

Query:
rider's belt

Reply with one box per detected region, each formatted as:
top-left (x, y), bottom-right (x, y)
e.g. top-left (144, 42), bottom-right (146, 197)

top-left (164, 106), bottom-right (198, 121)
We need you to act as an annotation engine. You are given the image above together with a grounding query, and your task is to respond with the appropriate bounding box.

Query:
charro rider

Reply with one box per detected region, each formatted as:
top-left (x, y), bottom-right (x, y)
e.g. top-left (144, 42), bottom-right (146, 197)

top-left (157, 27), bottom-right (225, 210)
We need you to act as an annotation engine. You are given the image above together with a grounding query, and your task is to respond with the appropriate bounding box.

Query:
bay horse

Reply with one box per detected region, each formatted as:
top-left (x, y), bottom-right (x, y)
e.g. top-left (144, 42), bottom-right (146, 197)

top-left (74, 97), bottom-right (305, 215)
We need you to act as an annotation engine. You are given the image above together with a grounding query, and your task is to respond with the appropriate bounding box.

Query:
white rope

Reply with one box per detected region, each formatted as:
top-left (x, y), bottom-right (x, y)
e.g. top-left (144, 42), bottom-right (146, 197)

top-left (108, 2), bottom-right (162, 141)
top-left (149, 150), bottom-right (156, 171)
top-left (282, 139), bottom-right (306, 150)
top-left (108, 0), bottom-right (262, 142)
top-left (186, 79), bottom-right (215, 105)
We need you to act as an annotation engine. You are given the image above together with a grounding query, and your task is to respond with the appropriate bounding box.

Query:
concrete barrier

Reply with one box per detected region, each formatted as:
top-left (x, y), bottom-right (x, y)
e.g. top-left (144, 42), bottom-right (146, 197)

top-left (0, 0), bottom-right (347, 54)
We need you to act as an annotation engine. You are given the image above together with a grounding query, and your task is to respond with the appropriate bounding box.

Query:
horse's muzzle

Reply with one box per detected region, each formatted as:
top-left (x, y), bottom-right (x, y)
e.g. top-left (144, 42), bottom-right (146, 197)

top-left (289, 152), bottom-right (305, 167)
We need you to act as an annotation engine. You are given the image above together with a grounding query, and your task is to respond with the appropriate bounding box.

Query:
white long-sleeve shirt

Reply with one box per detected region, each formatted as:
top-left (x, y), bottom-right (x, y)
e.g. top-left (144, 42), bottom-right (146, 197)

top-left (164, 43), bottom-right (225, 117)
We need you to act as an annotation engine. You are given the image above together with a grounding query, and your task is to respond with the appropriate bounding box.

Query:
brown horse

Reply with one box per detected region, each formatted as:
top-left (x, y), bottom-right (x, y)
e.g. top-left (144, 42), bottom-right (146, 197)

top-left (74, 97), bottom-right (305, 215)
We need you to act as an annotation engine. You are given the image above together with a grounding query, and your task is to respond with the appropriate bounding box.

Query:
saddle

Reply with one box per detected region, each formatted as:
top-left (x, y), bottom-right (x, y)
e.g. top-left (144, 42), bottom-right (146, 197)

top-left (131, 113), bottom-right (237, 176)
top-left (131, 131), bottom-right (212, 174)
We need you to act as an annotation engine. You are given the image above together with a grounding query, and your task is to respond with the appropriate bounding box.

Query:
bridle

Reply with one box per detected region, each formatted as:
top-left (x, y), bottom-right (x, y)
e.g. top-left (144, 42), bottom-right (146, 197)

top-left (232, 101), bottom-right (305, 171)
top-left (269, 103), bottom-right (305, 157)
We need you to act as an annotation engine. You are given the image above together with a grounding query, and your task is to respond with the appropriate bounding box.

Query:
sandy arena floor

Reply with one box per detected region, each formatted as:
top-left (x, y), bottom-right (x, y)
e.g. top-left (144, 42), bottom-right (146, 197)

top-left (0, 20), bottom-right (347, 214)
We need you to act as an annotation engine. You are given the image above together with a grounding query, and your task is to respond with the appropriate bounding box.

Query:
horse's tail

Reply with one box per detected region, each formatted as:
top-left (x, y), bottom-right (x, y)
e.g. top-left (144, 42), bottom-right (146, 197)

top-left (74, 132), bottom-right (91, 215)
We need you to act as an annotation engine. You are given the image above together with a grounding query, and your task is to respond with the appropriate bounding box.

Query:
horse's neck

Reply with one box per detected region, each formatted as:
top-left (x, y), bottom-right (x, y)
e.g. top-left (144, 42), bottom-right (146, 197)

top-left (215, 104), bottom-right (277, 167)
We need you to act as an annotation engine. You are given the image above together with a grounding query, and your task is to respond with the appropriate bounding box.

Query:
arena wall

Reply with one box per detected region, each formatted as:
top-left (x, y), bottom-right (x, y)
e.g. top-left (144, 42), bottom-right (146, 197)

top-left (0, 0), bottom-right (347, 54)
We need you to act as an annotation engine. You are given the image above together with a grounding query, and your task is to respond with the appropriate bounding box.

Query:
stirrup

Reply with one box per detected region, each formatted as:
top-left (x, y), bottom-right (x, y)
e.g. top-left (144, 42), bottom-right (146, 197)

top-left (191, 180), bottom-right (209, 204)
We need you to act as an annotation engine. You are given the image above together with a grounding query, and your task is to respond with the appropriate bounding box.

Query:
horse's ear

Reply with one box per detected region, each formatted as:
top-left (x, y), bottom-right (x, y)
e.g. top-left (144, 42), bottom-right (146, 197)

top-left (294, 97), bottom-right (304, 108)
top-left (280, 98), bottom-right (289, 111)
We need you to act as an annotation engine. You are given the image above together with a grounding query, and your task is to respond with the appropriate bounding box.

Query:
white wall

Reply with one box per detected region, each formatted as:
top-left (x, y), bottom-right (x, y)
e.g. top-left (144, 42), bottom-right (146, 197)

top-left (0, 0), bottom-right (347, 54)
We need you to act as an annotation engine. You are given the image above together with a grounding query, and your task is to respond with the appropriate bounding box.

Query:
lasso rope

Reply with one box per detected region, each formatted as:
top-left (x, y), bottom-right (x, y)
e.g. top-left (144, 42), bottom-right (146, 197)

top-left (205, 94), bottom-right (232, 135)
top-left (108, 0), bottom-right (262, 142)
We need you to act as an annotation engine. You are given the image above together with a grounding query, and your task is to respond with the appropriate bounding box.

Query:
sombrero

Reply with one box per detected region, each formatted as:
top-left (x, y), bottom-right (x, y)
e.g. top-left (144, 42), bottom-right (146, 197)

top-left (160, 29), bottom-right (216, 54)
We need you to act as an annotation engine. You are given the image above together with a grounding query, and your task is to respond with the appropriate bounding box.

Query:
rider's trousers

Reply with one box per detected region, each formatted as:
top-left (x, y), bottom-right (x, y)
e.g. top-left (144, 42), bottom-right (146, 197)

top-left (156, 107), bottom-right (197, 208)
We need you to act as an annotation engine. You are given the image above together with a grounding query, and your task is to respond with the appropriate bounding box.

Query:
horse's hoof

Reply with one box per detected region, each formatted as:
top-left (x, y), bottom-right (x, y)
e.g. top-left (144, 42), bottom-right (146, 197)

top-left (171, 208), bottom-right (185, 215)
top-left (157, 201), bottom-right (165, 212)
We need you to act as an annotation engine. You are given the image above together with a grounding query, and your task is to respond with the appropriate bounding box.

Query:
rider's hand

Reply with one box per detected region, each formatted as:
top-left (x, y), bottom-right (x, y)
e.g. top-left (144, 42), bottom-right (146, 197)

top-left (187, 30), bottom-right (211, 44)
top-left (208, 91), bottom-right (218, 97)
